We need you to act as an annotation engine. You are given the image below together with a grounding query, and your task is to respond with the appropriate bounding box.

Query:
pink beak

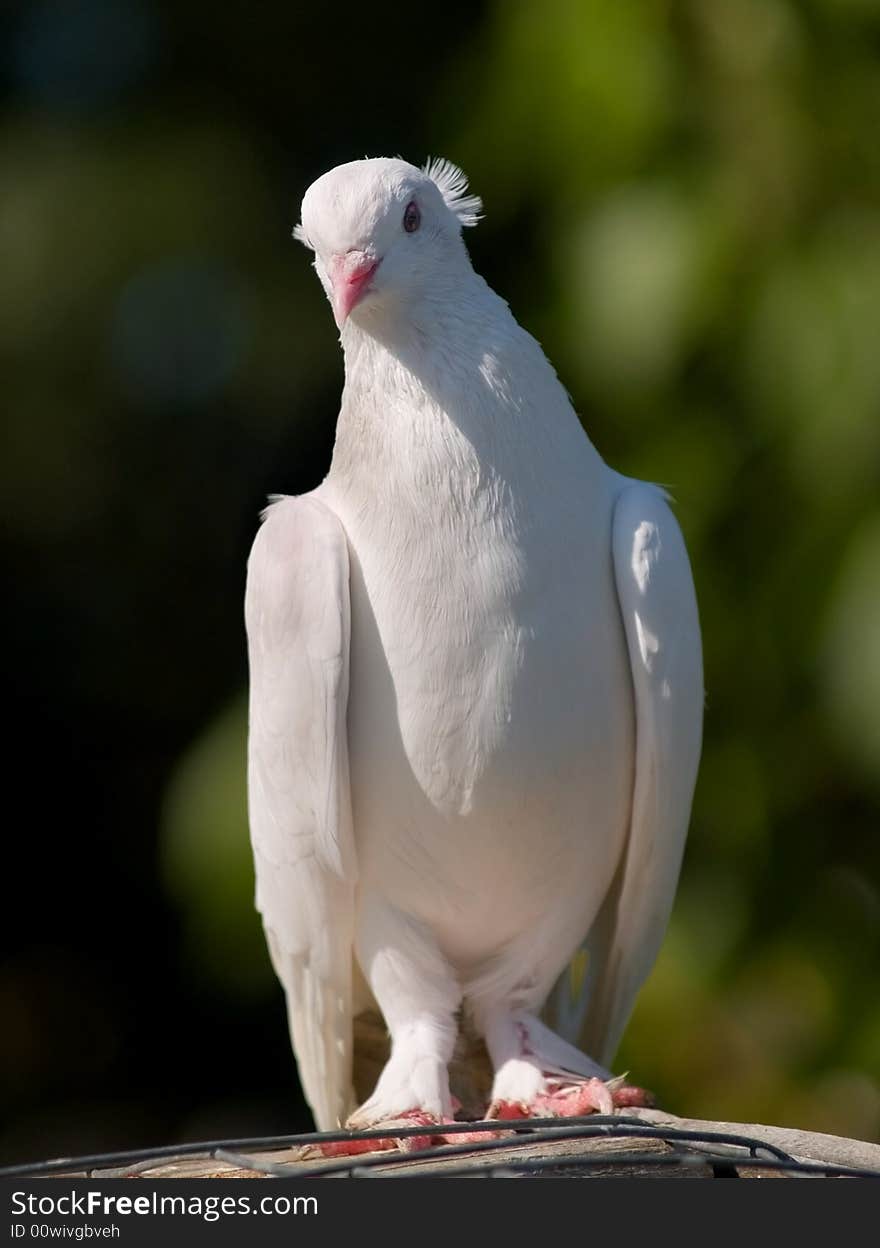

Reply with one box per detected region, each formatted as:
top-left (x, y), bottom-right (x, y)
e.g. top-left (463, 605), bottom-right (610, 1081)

top-left (329, 250), bottom-right (380, 327)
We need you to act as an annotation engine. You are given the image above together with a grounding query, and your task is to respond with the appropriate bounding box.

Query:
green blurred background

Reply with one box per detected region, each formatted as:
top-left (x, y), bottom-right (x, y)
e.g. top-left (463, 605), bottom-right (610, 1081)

top-left (2, 0), bottom-right (879, 1164)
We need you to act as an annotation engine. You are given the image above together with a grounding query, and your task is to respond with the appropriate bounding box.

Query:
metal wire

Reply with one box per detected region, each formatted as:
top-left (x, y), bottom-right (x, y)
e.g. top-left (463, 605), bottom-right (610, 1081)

top-left (354, 1152), bottom-right (880, 1180)
top-left (2, 1114), bottom-right (878, 1180)
top-left (228, 1121), bottom-right (793, 1180)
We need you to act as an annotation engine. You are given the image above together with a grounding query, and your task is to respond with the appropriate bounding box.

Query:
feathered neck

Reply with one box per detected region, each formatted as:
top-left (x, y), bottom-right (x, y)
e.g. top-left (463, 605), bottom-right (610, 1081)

top-left (339, 262), bottom-right (498, 376)
top-left (326, 270), bottom-right (605, 503)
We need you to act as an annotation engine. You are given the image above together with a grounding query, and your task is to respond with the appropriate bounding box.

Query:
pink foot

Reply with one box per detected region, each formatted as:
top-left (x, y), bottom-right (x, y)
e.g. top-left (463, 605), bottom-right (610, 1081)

top-left (304, 1109), bottom-right (456, 1159)
top-left (489, 1076), bottom-right (654, 1121)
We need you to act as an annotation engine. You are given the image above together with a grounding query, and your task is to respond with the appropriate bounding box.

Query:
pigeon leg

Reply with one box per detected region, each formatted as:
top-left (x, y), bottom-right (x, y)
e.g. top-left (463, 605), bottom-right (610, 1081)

top-left (477, 1009), bottom-right (652, 1119)
top-left (342, 896), bottom-right (462, 1142)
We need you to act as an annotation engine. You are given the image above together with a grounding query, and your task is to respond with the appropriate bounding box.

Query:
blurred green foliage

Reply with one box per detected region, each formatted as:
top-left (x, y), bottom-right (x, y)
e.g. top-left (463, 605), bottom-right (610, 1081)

top-left (2, 0), bottom-right (879, 1155)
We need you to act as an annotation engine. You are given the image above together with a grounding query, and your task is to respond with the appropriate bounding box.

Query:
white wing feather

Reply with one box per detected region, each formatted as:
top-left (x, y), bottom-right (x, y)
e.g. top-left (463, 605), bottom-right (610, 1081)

top-left (245, 492), bottom-right (356, 1130)
top-left (548, 482), bottom-right (703, 1066)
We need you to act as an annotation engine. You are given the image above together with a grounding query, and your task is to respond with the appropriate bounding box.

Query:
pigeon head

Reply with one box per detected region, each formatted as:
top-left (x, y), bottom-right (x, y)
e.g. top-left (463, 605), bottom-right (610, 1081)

top-left (294, 157), bottom-right (482, 329)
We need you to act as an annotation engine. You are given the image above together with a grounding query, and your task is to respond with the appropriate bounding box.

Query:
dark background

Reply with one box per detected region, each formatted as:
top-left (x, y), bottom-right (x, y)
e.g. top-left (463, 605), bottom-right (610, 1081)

top-left (2, 0), bottom-right (879, 1164)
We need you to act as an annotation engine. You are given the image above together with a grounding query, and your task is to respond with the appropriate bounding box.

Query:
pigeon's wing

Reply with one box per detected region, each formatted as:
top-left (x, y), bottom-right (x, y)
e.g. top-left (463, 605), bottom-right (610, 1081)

top-left (549, 482), bottom-right (703, 1067)
top-left (245, 493), bottom-right (356, 1130)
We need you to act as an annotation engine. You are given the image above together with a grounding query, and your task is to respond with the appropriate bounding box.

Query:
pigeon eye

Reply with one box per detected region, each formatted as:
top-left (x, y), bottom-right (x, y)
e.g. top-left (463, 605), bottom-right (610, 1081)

top-left (403, 200), bottom-right (421, 233)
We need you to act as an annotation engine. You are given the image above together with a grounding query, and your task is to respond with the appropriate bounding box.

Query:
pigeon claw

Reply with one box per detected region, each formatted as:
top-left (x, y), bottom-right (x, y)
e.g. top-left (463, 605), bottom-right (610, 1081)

top-left (485, 1098), bottom-right (531, 1121)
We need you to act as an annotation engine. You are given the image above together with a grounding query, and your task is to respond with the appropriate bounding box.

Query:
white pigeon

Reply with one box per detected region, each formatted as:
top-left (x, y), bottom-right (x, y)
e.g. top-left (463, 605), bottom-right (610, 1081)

top-left (245, 156), bottom-right (703, 1138)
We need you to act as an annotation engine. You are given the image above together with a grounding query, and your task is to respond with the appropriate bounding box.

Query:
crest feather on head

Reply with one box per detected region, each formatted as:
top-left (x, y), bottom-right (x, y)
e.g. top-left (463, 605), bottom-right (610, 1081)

top-left (422, 157), bottom-right (483, 228)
